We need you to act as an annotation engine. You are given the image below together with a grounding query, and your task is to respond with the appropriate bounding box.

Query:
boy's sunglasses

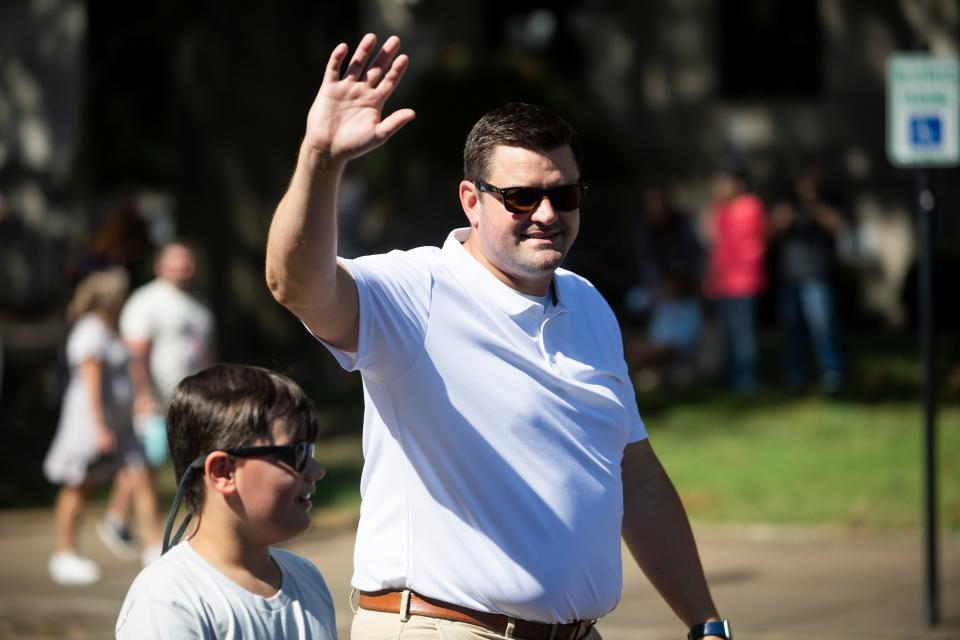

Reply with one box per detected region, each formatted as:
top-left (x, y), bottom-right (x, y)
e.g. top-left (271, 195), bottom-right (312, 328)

top-left (225, 441), bottom-right (316, 472)
top-left (475, 180), bottom-right (588, 215)
top-left (162, 440), bottom-right (318, 554)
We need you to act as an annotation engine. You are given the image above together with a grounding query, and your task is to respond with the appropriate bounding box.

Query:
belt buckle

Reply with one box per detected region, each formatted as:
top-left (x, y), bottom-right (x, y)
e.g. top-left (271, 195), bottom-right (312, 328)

top-left (574, 619), bottom-right (595, 639)
top-left (548, 618), bottom-right (594, 640)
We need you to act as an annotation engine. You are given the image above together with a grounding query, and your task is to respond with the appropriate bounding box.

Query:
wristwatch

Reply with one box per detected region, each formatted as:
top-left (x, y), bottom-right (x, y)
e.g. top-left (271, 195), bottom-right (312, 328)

top-left (688, 619), bottom-right (732, 639)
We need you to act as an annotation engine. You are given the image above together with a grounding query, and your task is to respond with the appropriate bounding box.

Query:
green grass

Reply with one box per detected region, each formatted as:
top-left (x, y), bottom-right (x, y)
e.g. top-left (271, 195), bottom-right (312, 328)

top-left (254, 392), bottom-right (959, 533)
top-left (295, 398), bottom-right (960, 532)
top-left (289, 332), bottom-right (960, 532)
top-left (648, 394), bottom-right (960, 529)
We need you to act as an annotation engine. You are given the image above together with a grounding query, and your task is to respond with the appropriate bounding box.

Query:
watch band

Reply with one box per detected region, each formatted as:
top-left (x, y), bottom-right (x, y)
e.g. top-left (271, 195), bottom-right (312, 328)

top-left (688, 619), bottom-right (732, 639)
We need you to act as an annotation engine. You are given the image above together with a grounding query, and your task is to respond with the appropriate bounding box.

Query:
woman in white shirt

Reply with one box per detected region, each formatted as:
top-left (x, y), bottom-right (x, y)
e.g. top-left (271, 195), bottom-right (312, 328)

top-left (43, 268), bottom-right (161, 585)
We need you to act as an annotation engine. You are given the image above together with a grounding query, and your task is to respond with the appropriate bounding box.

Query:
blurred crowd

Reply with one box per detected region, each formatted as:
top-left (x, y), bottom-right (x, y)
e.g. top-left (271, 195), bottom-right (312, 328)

top-left (624, 161), bottom-right (848, 396)
top-left (39, 201), bottom-right (215, 585)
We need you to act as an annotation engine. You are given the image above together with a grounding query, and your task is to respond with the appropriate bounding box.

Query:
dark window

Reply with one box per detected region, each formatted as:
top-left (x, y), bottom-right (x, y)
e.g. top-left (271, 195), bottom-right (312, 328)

top-left (719, 0), bottom-right (821, 98)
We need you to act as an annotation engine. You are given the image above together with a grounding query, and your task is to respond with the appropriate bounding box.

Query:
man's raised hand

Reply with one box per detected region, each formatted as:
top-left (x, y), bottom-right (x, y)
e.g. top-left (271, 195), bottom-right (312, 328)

top-left (304, 34), bottom-right (415, 165)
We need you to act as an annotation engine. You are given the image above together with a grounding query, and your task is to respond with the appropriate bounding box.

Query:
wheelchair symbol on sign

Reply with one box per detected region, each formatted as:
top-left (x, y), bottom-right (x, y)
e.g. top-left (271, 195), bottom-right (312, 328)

top-left (910, 116), bottom-right (942, 148)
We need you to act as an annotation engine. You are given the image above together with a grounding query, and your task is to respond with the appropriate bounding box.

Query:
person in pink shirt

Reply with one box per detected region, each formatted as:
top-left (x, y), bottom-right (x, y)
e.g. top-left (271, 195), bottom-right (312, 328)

top-left (704, 166), bottom-right (767, 392)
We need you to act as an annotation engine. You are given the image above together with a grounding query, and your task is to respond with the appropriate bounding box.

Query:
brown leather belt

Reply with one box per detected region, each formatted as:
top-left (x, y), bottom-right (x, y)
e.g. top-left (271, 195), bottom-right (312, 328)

top-left (358, 589), bottom-right (595, 640)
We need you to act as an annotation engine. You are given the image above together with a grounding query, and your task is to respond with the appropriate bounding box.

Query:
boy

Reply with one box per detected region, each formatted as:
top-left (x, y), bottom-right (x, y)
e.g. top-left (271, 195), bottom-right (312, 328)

top-left (116, 364), bottom-right (336, 639)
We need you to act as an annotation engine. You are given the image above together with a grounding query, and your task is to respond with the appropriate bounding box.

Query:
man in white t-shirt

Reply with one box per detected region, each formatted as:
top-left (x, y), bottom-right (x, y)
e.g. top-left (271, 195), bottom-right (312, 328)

top-left (99, 241), bottom-right (215, 562)
top-left (121, 241), bottom-right (215, 408)
top-left (265, 34), bottom-right (732, 640)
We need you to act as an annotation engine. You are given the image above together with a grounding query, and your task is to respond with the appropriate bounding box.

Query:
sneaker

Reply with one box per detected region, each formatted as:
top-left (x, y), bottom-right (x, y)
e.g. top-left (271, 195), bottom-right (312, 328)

top-left (141, 543), bottom-right (161, 567)
top-left (49, 552), bottom-right (101, 585)
top-left (97, 517), bottom-right (139, 559)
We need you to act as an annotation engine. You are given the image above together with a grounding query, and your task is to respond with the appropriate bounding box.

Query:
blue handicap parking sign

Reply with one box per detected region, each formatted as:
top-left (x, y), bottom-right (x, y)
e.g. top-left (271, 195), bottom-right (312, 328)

top-left (910, 116), bottom-right (942, 147)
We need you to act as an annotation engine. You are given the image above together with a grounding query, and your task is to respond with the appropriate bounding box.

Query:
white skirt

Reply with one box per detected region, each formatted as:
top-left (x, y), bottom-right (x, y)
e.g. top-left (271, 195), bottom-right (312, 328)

top-left (43, 381), bottom-right (145, 487)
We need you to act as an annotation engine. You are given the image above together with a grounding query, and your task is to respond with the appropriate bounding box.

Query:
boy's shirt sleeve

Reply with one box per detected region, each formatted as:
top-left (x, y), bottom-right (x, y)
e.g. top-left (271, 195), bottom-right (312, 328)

top-left (116, 594), bottom-right (209, 639)
top-left (272, 548), bottom-right (338, 639)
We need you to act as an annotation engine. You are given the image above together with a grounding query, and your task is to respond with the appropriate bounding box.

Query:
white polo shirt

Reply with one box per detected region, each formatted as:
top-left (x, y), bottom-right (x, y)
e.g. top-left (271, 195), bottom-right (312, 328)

top-left (321, 228), bottom-right (646, 624)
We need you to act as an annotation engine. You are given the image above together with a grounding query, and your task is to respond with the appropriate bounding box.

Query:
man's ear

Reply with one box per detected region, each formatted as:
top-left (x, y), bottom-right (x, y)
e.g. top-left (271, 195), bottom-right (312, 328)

top-left (459, 180), bottom-right (481, 227)
top-left (204, 451), bottom-right (238, 497)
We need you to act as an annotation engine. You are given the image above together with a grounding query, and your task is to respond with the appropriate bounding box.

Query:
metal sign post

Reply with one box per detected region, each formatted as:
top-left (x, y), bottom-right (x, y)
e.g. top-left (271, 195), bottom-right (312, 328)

top-left (916, 167), bottom-right (938, 626)
top-left (887, 52), bottom-right (959, 628)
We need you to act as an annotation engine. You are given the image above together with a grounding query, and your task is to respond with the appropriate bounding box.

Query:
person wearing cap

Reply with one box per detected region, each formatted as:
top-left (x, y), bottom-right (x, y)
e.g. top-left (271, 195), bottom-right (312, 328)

top-left (266, 34), bottom-right (732, 640)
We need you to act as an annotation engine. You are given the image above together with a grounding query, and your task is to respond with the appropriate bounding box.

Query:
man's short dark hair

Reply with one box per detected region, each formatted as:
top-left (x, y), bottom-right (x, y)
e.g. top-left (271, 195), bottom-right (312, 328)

top-left (463, 103), bottom-right (582, 181)
top-left (167, 364), bottom-right (319, 514)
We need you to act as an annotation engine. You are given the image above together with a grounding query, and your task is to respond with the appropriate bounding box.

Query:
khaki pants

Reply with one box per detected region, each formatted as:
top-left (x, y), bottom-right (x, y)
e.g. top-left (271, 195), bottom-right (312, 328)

top-left (351, 608), bottom-right (603, 640)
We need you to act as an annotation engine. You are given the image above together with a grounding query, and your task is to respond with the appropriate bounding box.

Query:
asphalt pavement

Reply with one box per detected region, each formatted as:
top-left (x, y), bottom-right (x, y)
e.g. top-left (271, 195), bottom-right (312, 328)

top-left (0, 507), bottom-right (957, 639)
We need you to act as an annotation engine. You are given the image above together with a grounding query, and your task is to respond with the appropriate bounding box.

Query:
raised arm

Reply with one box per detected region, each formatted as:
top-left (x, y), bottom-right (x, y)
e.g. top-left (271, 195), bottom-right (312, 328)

top-left (265, 34), bottom-right (415, 350)
top-left (621, 440), bottom-right (725, 637)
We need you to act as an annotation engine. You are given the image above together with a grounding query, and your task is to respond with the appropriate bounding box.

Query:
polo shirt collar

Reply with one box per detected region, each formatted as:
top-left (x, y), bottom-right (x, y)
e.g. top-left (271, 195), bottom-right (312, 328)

top-left (442, 228), bottom-right (576, 317)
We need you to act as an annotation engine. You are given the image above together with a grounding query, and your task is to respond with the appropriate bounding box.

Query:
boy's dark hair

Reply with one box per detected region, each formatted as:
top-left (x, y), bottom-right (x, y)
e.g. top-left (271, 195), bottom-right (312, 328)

top-left (463, 102), bottom-right (582, 181)
top-left (167, 364), bottom-right (319, 514)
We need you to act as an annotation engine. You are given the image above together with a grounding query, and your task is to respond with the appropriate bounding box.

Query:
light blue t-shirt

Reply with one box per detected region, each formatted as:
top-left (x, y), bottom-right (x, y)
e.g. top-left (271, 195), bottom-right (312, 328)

top-left (116, 542), bottom-right (336, 639)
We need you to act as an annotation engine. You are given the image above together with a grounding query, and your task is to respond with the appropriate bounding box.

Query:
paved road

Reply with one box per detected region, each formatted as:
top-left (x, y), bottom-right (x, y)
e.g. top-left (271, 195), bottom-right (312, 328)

top-left (1, 508), bottom-right (957, 639)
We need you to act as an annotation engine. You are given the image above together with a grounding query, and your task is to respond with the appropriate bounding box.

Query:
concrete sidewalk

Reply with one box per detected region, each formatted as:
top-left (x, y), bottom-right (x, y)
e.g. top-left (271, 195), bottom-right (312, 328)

top-left (0, 508), bottom-right (957, 639)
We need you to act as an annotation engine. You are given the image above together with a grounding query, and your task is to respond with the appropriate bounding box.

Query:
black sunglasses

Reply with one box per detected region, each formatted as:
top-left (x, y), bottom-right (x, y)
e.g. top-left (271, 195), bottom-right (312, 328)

top-left (225, 441), bottom-right (316, 473)
top-left (475, 180), bottom-right (588, 215)
top-left (162, 440), bottom-right (318, 554)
